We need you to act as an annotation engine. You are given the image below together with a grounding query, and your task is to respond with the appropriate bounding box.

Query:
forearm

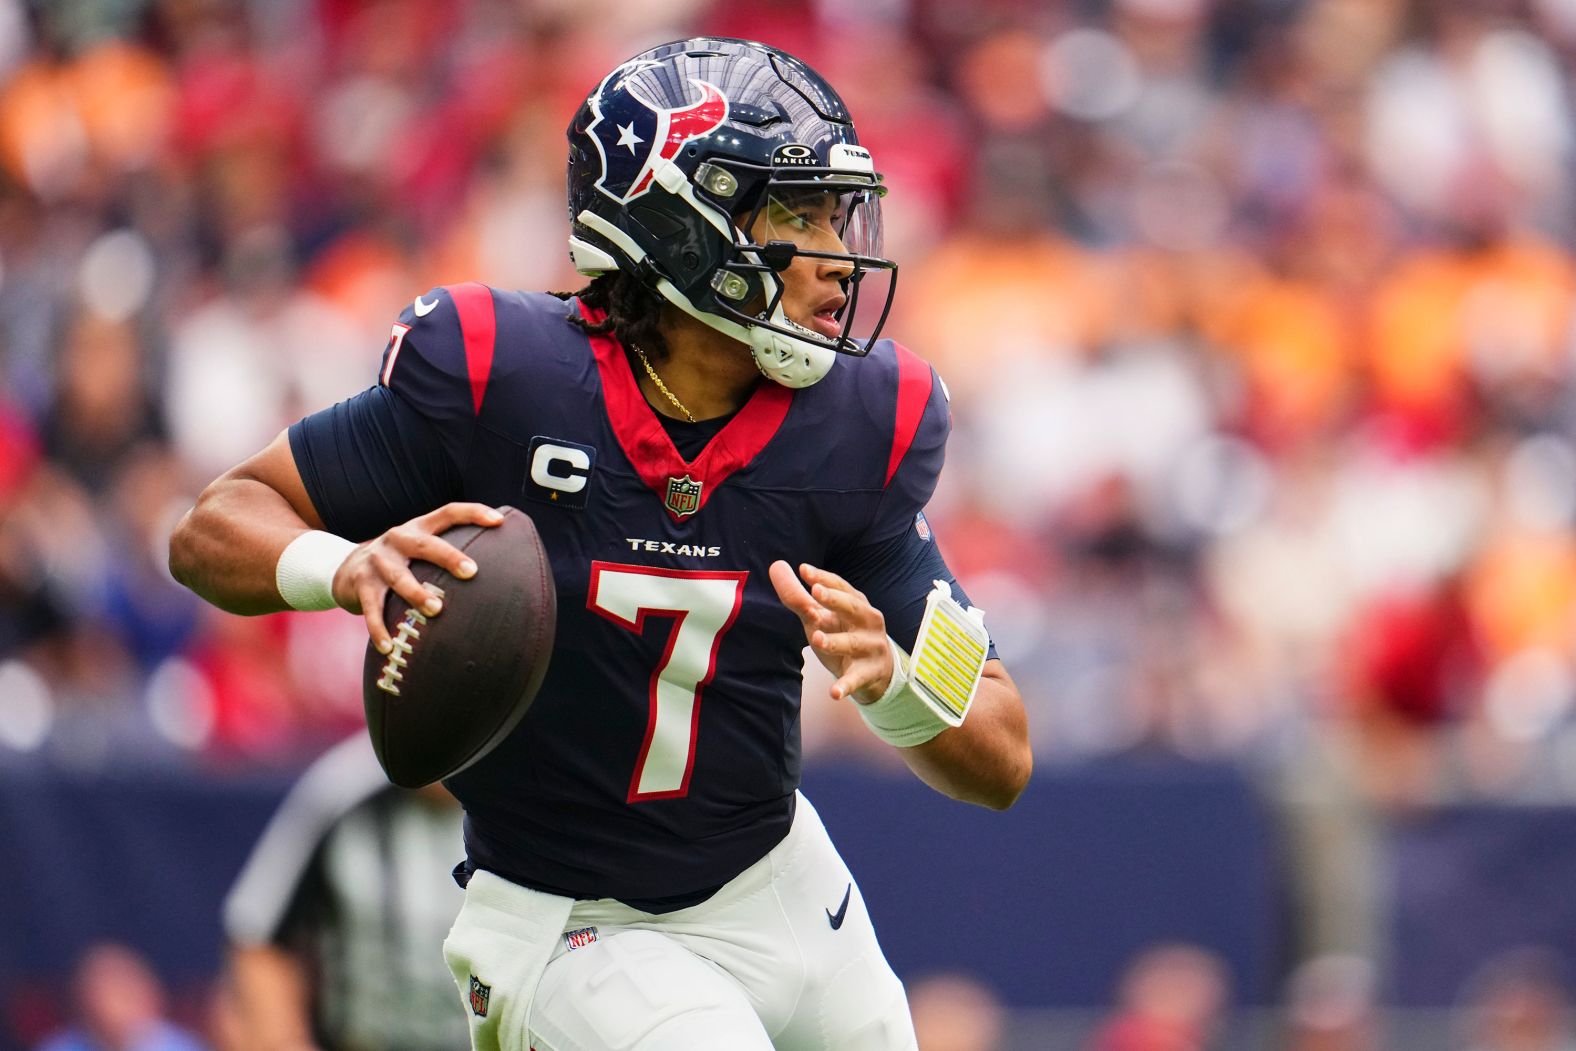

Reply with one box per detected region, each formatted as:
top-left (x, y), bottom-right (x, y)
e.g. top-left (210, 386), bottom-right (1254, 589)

top-left (170, 479), bottom-right (314, 614)
top-left (895, 663), bottom-right (1032, 810)
top-left (770, 563), bottom-right (1033, 809)
top-left (227, 944), bottom-right (320, 1051)
top-left (169, 431), bottom-right (327, 615)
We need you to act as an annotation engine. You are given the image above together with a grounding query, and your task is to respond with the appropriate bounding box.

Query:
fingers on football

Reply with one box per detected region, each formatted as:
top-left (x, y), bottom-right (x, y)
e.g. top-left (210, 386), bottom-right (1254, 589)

top-left (420, 502), bottom-right (504, 533)
top-left (398, 531), bottom-right (475, 579)
top-left (372, 550), bottom-right (442, 618)
top-left (358, 580), bottom-right (392, 653)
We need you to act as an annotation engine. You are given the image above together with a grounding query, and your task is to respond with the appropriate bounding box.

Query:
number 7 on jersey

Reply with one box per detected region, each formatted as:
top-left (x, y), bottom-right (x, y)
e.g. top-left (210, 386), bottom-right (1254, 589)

top-left (587, 563), bottom-right (748, 801)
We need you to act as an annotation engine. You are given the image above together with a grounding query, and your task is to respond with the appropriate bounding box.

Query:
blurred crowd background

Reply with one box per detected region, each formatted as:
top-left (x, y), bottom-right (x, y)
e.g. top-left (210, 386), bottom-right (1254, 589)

top-left (8, 0), bottom-right (1576, 1047)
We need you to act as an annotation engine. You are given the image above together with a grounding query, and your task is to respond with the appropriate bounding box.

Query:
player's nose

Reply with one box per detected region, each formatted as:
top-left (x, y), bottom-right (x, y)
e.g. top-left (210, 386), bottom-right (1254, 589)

top-left (816, 243), bottom-right (854, 282)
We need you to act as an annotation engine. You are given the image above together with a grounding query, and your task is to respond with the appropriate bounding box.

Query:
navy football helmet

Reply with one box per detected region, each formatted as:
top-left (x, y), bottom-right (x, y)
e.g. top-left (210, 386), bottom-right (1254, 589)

top-left (566, 37), bottom-right (896, 387)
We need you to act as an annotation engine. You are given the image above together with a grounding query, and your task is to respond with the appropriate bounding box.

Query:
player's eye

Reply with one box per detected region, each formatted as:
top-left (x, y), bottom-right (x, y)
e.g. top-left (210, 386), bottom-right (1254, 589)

top-left (767, 199), bottom-right (813, 231)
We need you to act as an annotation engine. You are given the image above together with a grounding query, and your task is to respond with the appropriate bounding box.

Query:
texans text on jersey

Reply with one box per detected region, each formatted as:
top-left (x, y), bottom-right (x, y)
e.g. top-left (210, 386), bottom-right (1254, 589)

top-left (625, 538), bottom-right (722, 557)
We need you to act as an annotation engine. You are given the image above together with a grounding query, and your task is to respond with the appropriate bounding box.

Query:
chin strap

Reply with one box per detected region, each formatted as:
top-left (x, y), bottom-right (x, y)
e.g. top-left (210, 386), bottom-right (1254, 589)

top-left (744, 315), bottom-right (837, 388)
top-left (572, 181), bottom-right (839, 388)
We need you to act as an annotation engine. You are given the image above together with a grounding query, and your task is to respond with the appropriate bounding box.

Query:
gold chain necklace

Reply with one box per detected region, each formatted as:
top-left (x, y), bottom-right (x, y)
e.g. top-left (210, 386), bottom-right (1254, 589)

top-left (630, 344), bottom-right (696, 423)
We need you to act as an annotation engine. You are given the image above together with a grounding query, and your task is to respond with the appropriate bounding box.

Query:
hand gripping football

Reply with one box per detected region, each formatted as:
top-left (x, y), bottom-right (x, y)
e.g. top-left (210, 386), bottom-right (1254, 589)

top-left (361, 506), bottom-right (556, 787)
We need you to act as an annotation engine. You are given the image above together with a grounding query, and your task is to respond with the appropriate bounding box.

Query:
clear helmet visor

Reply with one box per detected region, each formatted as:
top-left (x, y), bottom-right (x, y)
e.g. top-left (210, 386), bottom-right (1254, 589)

top-left (732, 182), bottom-right (896, 354)
top-left (755, 185), bottom-right (884, 259)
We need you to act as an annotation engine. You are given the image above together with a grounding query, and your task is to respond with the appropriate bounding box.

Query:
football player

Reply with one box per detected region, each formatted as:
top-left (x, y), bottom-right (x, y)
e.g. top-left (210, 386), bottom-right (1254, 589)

top-left (170, 37), bottom-right (1031, 1051)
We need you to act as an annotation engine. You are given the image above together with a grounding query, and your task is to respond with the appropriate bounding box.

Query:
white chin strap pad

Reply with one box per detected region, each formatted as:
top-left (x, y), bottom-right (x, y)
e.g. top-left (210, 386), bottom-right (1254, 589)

top-left (749, 322), bottom-right (836, 388)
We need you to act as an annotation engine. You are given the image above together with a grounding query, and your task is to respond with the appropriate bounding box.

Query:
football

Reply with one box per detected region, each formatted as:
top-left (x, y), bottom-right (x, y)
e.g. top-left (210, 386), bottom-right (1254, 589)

top-left (361, 506), bottom-right (556, 788)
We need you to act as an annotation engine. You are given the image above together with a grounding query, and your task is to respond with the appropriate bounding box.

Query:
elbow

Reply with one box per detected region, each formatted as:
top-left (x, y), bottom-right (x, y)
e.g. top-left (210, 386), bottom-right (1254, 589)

top-left (970, 663), bottom-right (1031, 810)
top-left (168, 484), bottom-right (227, 601)
top-left (981, 681), bottom-right (1034, 810)
top-left (166, 505), bottom-right (201, 591)
top-left (944, 737), bottom-right (1033, 811)
top-left (982, 744), bottom-right (1033, 811)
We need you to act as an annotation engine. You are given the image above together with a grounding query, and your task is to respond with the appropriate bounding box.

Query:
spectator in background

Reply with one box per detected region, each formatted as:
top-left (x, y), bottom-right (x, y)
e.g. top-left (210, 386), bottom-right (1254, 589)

top-left (38, 309), bottom-right (164, 497)
top-left (221, 734), bottom-right (467, 1051)
top-left (1086, 943), bottom-right (1230, 1051)
top-left (32, 943), bottom-right (208, 1051)
top-left (908, 973), bottom-right (1007, 1051)
top-left (1283, 954), bottom-right (1381, 1051)
top-left (1459, 947), bottom-right (1576, 1051)
top-left (1340, 573), bottom-right (1481, 810)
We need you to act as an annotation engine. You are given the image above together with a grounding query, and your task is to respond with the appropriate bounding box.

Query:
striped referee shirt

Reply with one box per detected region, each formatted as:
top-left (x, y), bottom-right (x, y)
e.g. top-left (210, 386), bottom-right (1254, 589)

top-left (224, 735), bottom-right (468, 1051)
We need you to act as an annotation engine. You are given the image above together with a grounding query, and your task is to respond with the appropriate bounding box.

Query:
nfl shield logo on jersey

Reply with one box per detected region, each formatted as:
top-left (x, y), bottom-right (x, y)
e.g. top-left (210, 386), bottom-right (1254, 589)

top-left (665, 475), bottom-right (703, 518)
top-left (468, 974), bottom-right (491, 1017)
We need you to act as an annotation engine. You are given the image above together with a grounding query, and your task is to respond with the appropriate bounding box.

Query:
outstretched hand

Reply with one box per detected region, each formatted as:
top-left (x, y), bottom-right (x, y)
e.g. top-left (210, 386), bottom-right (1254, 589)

top-left (331, 503), bottom-right (504, 653)
top-left (769, 560), bottom-right (894, 704)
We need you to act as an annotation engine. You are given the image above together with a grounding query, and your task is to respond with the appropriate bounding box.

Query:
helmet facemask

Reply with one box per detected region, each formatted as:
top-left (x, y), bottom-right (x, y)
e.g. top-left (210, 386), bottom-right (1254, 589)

top-left (695, 160), bottom-right (898, 385)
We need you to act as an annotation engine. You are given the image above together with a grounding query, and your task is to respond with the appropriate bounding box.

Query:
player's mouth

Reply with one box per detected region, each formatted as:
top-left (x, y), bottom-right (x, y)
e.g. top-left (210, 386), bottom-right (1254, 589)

top-left (807, 295), bottom-right (847, 338)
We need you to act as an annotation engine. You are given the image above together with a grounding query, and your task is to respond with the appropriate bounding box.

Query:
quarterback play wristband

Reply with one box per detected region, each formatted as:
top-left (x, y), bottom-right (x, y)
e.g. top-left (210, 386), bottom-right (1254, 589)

top-left (856, 581), bottom-right (990, 748)
top-left (275, 530), bottom-right (357, 611)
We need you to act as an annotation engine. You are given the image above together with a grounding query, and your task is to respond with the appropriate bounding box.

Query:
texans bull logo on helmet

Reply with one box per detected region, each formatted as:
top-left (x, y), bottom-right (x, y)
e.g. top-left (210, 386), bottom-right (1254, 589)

top-left (584, 60), bottom-right (730, 204)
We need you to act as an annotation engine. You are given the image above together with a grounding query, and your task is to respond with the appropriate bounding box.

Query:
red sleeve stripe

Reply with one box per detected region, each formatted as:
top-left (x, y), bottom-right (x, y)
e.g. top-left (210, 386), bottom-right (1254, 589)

top-left (449, 282), bottom-right (498, 415)
top-left (886, 343), bottom-right (934, 487)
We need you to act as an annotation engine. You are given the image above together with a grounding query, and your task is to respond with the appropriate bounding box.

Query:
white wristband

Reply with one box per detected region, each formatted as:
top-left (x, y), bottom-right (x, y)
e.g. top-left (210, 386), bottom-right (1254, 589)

top-left (854, 581), bottom-right (990, 749)
top-left (855, 638), bottom-right (951, 748)
top-left (275, 530), bottom-right (357, 611)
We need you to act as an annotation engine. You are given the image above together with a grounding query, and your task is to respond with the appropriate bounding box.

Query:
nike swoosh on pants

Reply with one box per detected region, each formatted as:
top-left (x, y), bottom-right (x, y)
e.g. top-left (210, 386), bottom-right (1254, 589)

top-left (826, 883), bottom-right (851, 930)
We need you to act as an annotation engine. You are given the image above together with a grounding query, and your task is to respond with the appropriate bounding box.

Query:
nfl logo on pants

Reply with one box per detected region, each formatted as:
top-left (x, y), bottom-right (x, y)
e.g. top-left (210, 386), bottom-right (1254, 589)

top-left (469, 974), bottom-right (491, 1017)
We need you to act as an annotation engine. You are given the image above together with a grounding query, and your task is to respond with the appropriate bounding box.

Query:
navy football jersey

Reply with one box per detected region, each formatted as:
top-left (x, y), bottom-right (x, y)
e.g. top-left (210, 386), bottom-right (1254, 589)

top-left (289, 283), bottom-right (986, 909)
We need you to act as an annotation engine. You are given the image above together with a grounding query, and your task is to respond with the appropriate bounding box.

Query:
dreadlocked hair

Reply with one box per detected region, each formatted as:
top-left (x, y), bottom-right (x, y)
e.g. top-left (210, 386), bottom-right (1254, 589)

top-left (554, 271), bottom-right (672, 363)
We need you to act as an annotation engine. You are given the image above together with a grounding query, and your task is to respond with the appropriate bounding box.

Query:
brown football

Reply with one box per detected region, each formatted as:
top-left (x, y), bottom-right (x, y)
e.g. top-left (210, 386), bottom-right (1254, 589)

top-left (361, 506), bottom-right (556, 788)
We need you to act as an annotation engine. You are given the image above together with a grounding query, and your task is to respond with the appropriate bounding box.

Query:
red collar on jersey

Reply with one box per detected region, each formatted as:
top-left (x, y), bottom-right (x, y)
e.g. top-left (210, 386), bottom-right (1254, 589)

top-left (579, 300), bottom-right (792, 522)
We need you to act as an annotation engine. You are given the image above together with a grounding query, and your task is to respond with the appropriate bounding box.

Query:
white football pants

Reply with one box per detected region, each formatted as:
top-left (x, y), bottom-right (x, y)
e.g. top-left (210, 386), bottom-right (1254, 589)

top-left (443, 792), bottom-right (918, 1051)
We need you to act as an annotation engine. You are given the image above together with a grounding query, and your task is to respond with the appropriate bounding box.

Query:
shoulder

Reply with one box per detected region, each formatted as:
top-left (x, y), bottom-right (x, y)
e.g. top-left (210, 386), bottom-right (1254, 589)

top-left (379, 285), bottom-right (584, 417)
top-left (384, 285), bottom-right (577, 376)
top-left (814, 339), bottom-right (944, 422)
top-left (807, 338), bottom-right (951, 483)
top-left (491, 290), bottom-right (594, 371)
